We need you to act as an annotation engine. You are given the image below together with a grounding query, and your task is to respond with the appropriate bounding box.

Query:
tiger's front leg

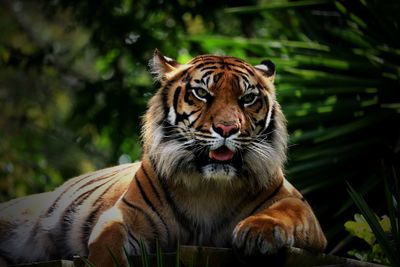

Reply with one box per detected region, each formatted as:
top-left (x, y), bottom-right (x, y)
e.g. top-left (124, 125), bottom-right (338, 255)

top-left (87, 208), bottom-right (130, 267)
top-left (87, 207), bottom-right (149, 267)
top-left (88, 222), bottom-right (127, 267)
top-left (232, 197), bottom-right (327, 255)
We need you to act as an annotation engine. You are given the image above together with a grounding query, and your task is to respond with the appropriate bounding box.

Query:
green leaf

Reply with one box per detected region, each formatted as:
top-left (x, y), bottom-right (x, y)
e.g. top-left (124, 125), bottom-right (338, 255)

top-left (123, 246), bottom-right (134, 267)
top-left (175, 242), bottom-right (181, 267)
top-left (139, 240), bottom-right (149, 267)
top-left (347, 184), bottom-right (400, 266)
top-left (224, 0), bottom-right (332, 14)
top-left (108, 247), bottom-right (124, 267)
top-left (156, 239), bottom-right (163, 267)
top-left (344, 214), bottom-right (375, 245)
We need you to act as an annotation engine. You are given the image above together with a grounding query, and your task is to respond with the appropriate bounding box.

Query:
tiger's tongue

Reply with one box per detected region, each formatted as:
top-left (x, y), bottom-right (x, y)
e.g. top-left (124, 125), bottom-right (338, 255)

top-left (209, 146), bottom-right (234, 162)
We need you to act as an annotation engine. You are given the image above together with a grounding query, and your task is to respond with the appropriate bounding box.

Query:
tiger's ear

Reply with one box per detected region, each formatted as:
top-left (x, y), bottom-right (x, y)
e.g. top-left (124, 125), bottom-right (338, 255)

top-left (255, 60), bottom-right (276, 83)
top-left (149, 49), bottom-right (180, 81)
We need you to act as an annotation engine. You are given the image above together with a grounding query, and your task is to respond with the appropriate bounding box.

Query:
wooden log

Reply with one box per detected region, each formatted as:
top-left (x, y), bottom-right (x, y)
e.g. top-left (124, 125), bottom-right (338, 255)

top-left (9, 246), bottom-right (388, 267)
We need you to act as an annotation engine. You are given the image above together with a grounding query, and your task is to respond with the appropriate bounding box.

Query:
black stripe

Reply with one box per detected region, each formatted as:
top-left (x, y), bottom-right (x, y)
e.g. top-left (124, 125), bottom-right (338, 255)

top-left (189, 56), bottom-right (254, 73)
top-left (231, 69), bottom-right (250, 83)
top-left (141, 165), bottom-right (163, 206)
top-left (253, 97), bottom-right (265, 114)
top-left (202, 70), bottom-right (214, 78)
top-left (64, 179), bottom-right (112, 219)
top-left (81, 205), bottom-right (102, 252)
top-left (135, 176), bottom-right (170, 241)
top-left (81, 179), bottom-right (120, 248)
top-left (191, 59), bottom-right (219, 65)
top-left (93, 179), bottom-right (120, 206)
top-left (161, 82), bottom-right (172, 119)
top-left (230, 73), bottom-right (243, 91)
top-left (149, 157), bottom-right (192, 233)
top-left (161, 120), bottom-right (189, 144)
top-left (192, 132), bottom-right (213, 138)
top-left (193, 63), bottom-right (205, 69)
top-left (127, 229), bottom-right (140, 254)
top-left (188, 110), bottom-right (202, 127)
top-left (75, 172), bottom-right (117, 192)
top-left (45, 172), bottom-right (95, 216)
top-left (247, 179), bottom-right (284, 216)
top-left (195, 127), bottom-right (212, 134)
top-left (213, 72), bottom-right (223, 83)
top-left (172, 86), bottom-right (182, 117)
top-left (200, 66), bottom-right (218, 71)
top-left (160, 70), bottom-right (189, 121)
top-left (184, 83), bottom-right (194, 105)
top-left (242, 65), bottom-right (255, 76)
top-left (128, 230), bottom-right (140, 245)
top-left (159, 177), bottom-right (192, 231)
top-left (122, 197), bottom-right (159, 247)
top-left (59, 179), bottom-right (114, 258)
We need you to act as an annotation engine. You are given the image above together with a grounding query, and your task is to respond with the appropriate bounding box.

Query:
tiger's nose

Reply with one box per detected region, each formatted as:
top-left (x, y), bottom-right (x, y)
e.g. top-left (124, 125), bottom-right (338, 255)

top-left (213, 123), bottom-right (239, 137)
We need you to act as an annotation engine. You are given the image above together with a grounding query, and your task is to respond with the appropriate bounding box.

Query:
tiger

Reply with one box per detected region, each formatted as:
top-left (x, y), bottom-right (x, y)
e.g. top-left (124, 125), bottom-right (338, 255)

top-left (0, 50), bottom-right (327, 266)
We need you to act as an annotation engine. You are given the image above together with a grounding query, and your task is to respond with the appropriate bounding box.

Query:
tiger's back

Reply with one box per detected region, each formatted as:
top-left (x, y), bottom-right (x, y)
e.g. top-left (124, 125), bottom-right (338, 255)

top-left (0, 163), bottom-right (139, 263)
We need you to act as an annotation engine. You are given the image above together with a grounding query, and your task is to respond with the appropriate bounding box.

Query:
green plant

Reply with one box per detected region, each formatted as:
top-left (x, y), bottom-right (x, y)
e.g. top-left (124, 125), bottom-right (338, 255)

top-left (347, 167), bottom-right (400, 266)
top-left (344, 213), bottom-right (391, 264)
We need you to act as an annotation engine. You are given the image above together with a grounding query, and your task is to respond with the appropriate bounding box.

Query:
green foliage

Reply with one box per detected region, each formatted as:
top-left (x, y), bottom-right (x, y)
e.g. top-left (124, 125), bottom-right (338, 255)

top-left (139, 239), bottom-right (150, 267)
top-left (344, 213), bottom-right (391, 264)
top-left (347, 167), bottom-right (400, 266)
top-left (107, 241), bottom-right (180, 267)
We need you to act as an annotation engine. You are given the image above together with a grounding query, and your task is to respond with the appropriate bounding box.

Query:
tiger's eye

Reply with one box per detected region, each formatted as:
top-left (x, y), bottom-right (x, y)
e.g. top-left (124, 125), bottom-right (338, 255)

top-left (193, 87), bottom-right (209, 101)
top-left (242, 93), bottom-right (257, 105)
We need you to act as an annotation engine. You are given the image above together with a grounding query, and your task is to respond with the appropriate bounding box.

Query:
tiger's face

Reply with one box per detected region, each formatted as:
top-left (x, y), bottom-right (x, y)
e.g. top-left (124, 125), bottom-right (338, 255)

top-left (144, 50), bottom-right (287, 190)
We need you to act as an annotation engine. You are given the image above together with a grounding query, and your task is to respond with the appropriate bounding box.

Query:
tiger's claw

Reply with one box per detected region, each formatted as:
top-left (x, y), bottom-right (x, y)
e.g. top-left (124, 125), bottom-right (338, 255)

top-left (232, 215), bottom-right (295, 255)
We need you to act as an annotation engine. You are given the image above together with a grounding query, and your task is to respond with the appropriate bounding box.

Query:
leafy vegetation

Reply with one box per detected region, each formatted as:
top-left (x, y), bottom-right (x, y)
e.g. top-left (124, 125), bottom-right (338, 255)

top-left (344, 213), bottom-right (391, 265)
top-left (0, 0), bottom-right (399, 263)
top-left (347, 167), bottom-right (400, 266)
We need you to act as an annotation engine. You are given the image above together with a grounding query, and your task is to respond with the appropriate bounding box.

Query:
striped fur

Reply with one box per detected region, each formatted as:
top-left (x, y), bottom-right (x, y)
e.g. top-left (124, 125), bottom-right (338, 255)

top-left (0, 51), bottom-right (326, 266)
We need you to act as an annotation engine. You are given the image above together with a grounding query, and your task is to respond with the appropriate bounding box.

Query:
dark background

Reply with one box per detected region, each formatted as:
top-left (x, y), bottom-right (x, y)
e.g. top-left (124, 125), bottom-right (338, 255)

top-left (0, 0), bottom-right (399, 261)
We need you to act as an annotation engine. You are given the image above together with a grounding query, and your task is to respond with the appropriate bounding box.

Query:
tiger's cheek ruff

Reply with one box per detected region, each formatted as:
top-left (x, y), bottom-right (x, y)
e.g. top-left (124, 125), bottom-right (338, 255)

top-left (241, 104), bottom-right (288, 189)
top-left (148, 123), bottom-right (197, 180)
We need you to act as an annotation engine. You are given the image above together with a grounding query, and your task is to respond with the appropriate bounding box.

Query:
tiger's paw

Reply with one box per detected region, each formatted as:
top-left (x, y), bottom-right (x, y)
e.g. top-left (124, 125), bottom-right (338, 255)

top-left (232, 215), bottom-right (295, 255)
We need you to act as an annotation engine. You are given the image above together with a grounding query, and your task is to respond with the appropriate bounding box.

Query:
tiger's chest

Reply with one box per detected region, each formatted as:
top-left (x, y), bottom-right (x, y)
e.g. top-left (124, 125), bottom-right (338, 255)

top-left (171, 189), bottom-right (245, 247)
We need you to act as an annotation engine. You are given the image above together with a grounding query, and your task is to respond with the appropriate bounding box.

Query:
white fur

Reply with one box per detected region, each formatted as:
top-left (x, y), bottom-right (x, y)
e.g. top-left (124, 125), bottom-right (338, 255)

top-left (149, 125), bottom-right (196, 180)
top-left (254, 64), bottom-right (270, 73)
top-left (167, 107), bottom-right (176, 124)
top-left (0, 192), bottom-right (59, 263)
top-left (88, 207), bottom-right (124, 245)
top-left (202, 164), bottom-right (237, 181)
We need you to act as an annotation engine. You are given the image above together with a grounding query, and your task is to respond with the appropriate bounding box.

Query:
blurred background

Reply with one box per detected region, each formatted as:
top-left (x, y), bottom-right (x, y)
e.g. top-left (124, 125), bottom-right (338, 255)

top-left (0, 0), bottom-right (399, 264)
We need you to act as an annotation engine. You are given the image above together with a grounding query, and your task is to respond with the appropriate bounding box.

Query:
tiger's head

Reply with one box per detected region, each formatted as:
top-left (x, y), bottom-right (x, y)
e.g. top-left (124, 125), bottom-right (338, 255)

top-left (143, 50), bottom-right (287, 191)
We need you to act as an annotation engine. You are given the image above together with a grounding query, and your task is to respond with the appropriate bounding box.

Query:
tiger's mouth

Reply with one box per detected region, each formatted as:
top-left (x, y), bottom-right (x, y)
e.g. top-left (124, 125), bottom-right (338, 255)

top-left (195, 145), bottom-right (242, 169)
top-left (208, 146), bottom-right (235, 162)
top-left (195, 145), bottom-right (242, 180)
